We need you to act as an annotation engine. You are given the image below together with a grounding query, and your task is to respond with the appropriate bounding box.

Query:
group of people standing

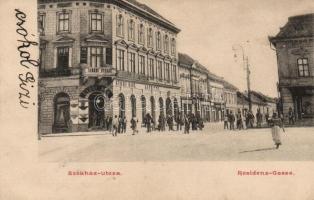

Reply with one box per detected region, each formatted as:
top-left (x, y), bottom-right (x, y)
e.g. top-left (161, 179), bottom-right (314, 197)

top-left (223, 109), bottom-right (286, 149)
top-left (109, 112), bottom-right (206, 137)
top-left (224, 109), bottom-right (275, 131)
top-left (146, 112), bottom-right (204, 134)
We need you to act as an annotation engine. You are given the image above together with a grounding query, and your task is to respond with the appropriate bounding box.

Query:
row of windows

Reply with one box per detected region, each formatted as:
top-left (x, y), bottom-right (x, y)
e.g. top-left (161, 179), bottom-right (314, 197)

top-left (38, 12), bottom-right (177, 56)
top-left (47, 46), bottom-right (112, 69)
top-left (224, 93), bottom-right (236, 105)
top-left (116, 14), bottom-right (176, 55)
top-left (116, 49), bottom-right (177, 82)
top-left (39, 11), bottom-right (104, 33)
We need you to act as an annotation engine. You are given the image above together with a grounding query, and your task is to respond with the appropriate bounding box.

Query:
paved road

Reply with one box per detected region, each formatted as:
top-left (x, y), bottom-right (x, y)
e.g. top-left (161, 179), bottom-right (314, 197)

top-left (39, 127), bottom-right (314, 162)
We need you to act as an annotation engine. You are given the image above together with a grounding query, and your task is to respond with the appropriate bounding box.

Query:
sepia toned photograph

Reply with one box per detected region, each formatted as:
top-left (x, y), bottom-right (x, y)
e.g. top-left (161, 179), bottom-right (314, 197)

top-left (36, 0), bottom-right (314, 162)
top-left (2, 0), bottom-right (314, 199)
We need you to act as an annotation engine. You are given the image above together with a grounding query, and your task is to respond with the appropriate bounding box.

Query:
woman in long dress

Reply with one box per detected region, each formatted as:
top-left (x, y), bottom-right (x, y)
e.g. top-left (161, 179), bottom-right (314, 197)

top-left (269, 113), bottom-right (285, 149)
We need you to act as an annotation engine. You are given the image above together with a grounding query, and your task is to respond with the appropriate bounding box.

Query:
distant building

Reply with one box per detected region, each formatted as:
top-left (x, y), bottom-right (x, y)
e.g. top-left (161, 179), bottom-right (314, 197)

top-left (222, 80), bottom-right (238, 115)
top-left (207, 72), bottom-right (225, 122)
top-left (178, 53), bottom-right (211, 121)
top-left (237, 91), bottom-right (277, 121)
top-left (269, 14), bottom-right (314, 124)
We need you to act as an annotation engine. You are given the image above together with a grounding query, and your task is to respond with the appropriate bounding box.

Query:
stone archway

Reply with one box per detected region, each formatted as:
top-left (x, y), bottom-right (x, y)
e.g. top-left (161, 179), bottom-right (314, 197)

top-left (53, 92), bottom-right (70, 133)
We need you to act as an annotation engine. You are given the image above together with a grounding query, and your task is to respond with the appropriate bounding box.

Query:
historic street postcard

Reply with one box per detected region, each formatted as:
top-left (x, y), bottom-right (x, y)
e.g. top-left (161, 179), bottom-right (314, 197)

top-left (1, 0), bottom-right (314, 199)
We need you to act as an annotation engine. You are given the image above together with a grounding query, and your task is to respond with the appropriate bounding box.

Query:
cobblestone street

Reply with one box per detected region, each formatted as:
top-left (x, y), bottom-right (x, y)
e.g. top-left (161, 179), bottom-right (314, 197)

top-left (39, 126), bottom-right (314, 162)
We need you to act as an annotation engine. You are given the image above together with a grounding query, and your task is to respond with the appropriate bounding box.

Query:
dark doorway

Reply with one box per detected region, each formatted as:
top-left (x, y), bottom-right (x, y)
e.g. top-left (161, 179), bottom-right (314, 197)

top-left (57, 47), bottom-right (69, 69)
top-left (88, 92), bottom-right (105, 129)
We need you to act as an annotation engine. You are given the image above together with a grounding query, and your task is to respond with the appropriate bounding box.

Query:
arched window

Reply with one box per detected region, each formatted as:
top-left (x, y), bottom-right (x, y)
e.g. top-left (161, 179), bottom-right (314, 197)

top-left (147, 27), bottom-right (153, 47)
top-left (141, 96), bottom-right (146, 124)
top-left (164, 34), bottom-right (169, 53)
top-left (159, 97), bottom-right (164, 117)
top-left (138, 24), bottom-right (145, 44)
top-left (128, 19), bottom-right (135, 41)
top-left (116, 14), bottom-right (124, 37)
top-left (156, 31), bottom-right (161, 50)
top-left (53, 92), bottom-right (70, 133)
top-left (171, 38), bottom-right (176, 55)
top-left (131, 95), bottom-right (136, 118)
top-left (118, 93), bottom-right (125, 118)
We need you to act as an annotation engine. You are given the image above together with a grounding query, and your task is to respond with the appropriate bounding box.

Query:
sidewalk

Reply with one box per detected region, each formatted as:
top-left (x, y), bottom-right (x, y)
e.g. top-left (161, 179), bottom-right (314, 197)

top-left (41, 122), bottom-right (225, 138)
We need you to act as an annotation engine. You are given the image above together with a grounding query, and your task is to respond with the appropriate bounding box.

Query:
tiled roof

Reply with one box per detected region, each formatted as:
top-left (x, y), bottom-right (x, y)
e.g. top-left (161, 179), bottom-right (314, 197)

top-left (250, 91), bottom-right (276, 103)
top-left (270, 13), bottom-right (314, 41)
top-left (178, 52), bottom-right (225, 83)
top-left (124, 0), bottom-right (174, 25)
top-left (178, 53), bottom-right (195, 66)
top-left (240, 91), bottom-right (276, 105)
top-left (222, 80), bottom-right (239, 91)
top-left (38, 0), bottom-right (179, 32)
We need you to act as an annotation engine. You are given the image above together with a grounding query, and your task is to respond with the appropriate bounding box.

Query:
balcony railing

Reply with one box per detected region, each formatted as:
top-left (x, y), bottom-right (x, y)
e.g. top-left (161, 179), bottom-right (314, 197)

top-left (39, 68), bottom-right (80, 78)
top-left (82, 66), bottom-right (116, 77)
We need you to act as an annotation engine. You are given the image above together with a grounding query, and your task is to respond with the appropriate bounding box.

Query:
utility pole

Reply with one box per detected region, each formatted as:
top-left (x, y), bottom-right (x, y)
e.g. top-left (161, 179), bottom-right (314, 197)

top-left (232, 43), bottom-right (252, 112)
top-left (245, 57), bottom-right (252, 112)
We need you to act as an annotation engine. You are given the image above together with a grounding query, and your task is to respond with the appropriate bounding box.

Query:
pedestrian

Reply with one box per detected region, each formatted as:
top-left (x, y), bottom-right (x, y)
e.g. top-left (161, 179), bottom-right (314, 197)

top-left (103, 116), bottom-right (108, 130)
top-left (108, 116), bottom-right (113, 132)
top-left (161, 115), bottom-right (166, 131)
top-left (118, 115), bottom-right (123, 133)
top-left (288, 107), bottom-right (295, 125)
top-left (191, 113), bottom-right (197, 131)
top-left (167, 114), bottom-right (174, 131)
top-left (184, 115), bottom-right (190, 134)
top-left (247, 111), bottom-right (254, 128)
top-left (158, 115), bottom-right (162, 131)
top-left (256, 109), bottom-right (263, 128)
top-left (130, 117), bottom-right (138, 135)
top-left (224, 114), bottom-right (229, 130)
top-left (229, 111), bottom-right (235, 130)
top-left (176, 114), bottom-right (182, 131)
top-left (145, 113), bottom-right (152, 133)
top-left (269, 112), bottom-right (285, 149)
top-left (236, 110), bottom-right (243, 130)
top-left (198, 118), bottom-right (204, 131)
top-left (151, 118), bottom-right (156, 131)
top-left (112, 115), bottom-right (118, 136)
top-left (122, 116), bottom-right (127, 133)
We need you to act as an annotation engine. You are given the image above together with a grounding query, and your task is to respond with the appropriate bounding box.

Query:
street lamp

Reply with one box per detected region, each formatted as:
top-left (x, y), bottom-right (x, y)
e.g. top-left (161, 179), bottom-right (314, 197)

top-left (232, 43), bottom-right (252, 112)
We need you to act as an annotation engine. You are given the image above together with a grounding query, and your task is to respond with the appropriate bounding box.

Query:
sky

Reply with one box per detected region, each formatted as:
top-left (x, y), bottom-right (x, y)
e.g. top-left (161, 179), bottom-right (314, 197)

top-left (139, 0), bottom-right (314, 97)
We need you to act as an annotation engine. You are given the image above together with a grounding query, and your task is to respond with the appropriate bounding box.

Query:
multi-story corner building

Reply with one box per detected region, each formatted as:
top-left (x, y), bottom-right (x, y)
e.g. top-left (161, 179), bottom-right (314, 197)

top-left (38, 0), bottom-right (180, 134)
top-left (207, 72), bottom-right (225, 122)
top-left (178, 53), bottom-right (211, 121)
top-left (222, 80), bottom-right (238, 115)
top-left (269, 14), bottom-right (314, 124)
